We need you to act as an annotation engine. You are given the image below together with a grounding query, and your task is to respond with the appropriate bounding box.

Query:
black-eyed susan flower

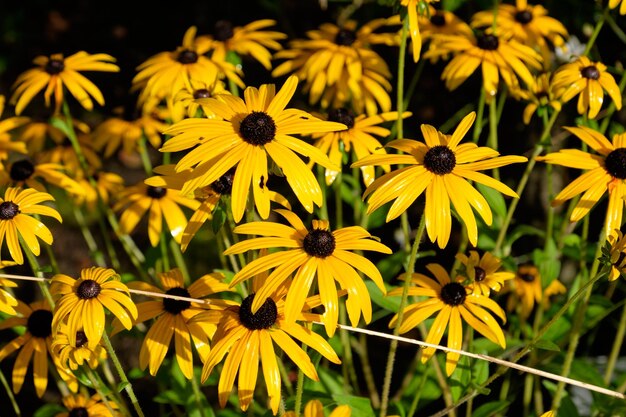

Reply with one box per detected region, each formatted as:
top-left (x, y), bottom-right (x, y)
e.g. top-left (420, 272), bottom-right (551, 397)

top-left (515, 73), bottom-right (562, 124)
top-left (93, 112), bottom-right (167, 158)
top-left (50, 267), bottom-right (138, 346)
top-left (198, 276), bottom-right (340, 414)
top-left (538, 126), bottom-right (626, 239)
top-left (51, 323), bottom-right (107, 371)
top-left (37, 131), bottom-right (101, 176)
top-left (424, 30), bottom-right (542, 99)
top-left (0, 275), bottom-right (18, 316)
top-left (285, 399), bottom-right (351, 417)
top-left (401, 0), bottom-right (439, 62)
top-left (54, 393), bottom-right (119, 417)
top-left (74, 170), bottom-right (125, 210)
top-left (114, 181), bottom-right (200, 247)
top-left (604, 231), bottom-right (626, 280)
top-left (225, 209), bottom-right (391, 336)
top-left (19, 117), bottom-right (90, 154)
top-left (160, 75), bottom-right (344, 222)
top-left (10, 52), bottom-right (119, 115)
top-left (506, 264), bottom-right (541, 318)
top-left (197, 19), bottom-right (287, 70)
top-left (418, 7), bottom-right (473, 62)
top-left (352, 112), bottom-right (527, 248)
top-left (0, 300), bottom-right (54, 397)
top-left (0, 187), bottom-right (62, 264)
top-left (310, 108), bottom-right (411, 186)
top-left (471, 0), bottom-right (568, 65)
top-left (169, 80), bottom-right (226, 122)
top-left (272, 19), bottom-right (399, 115)
top-left (456, 250), bottom-right (515, 296)
top-left (133, 26), bottom-right (243, 108)
top-left (389, 263), bottom-right (506, 375)
top-left (610, 0), bottom-right (626, 14)
top-left (113, 268), bottom-right (233, 379)
top-left (0, 158), bottom-right (84, 196)
top-left (552, 56), bottom-right (622, 119)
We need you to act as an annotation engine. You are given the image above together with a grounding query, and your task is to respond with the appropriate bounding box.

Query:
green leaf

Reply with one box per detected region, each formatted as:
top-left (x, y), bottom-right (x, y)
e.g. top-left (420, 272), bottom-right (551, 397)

top-left (472, 401), bottom-right (511, 417)
top-left (450, 355), bottom-right (472, 401)
top-left (476, 183), bottom-right (506, 223)
top-left (442, 0), bottom-right (467, 12)
top-left (212, 200), bottom-right (227, 234)
top-left (34, 404), bottom-right (67, 417)
top-left (533, 339), bottom-right (561, 352)
top-left (365, 280), bottom-right (401, 313)
top-left (318, 366), bottom-right (345, 396)
top-left (153, 390), bottom-right (184, 405)
top-left (533, 239), bottom-right (561, 285)
top-left (117, 381), bottom-right (129, 392)
top-left (377, 250), bottom-right (408, 280)
top-left (331, 394), bottom-right (375, 417)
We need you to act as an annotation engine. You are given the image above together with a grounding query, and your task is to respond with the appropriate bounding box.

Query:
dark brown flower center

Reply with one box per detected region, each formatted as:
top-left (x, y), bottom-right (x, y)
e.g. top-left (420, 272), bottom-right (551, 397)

top-left (177, 49), bottom-right (199, 64)
top-left (604, 148), bottom-right (626, 179)
top-left (328, 108), bottom-right (355, 129)
top-left (27, 309), bottom-right (53, 339)
top-left (430, 13), bottom-right (446, 27)
top-left (45, 58), bottom-right (65, 75)
top-left (423, 145), bottom-right (456, 175)
top-left (193, 88), bottom-right (211, 99)
top-left (476, 33), bottom-right (499, 50)
top-left (440, 282), bottom-right (467, 306)
top-left (10, 160), bottom-right (35, 181)
top-left (238, 293), bottom-right (278, 330)
top-left (75, 330), bottom-right (88, 348)
top-left (514, 10), bottom-right (533, 24)
top-left (581, 65), bottom-right (600, 80)
top-left (519, 272), bottom-right (535, 282)
top-left (334, 28), bottom-right (356, 46)
top-left (211, 169), bottom-right (235, 195)
top-left (303, 228), bottom-right (336, 258)
top-left (147, 186), bottom-right (167, 199)
top-left (0, 201), bottom-right (20, 220)
top-left (77, 279), bottom-right (101, 300)
top-left (163, 287), bottom-right (192, 314)
top-left (239, 111), bottom-right (276, 145)
top-left (214, 20), bottom-right (234, 41)
top-left (69, 407), bottom-right (89, 417)
top-left (474, 266), bottom-right (487, 282)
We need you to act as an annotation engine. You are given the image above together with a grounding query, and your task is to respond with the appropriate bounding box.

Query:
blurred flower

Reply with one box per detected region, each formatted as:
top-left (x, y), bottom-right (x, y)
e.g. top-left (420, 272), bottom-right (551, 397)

top-left (553, 35), bottom-right (586, 64)
top-left (419, 7), bottom-right (473, 62)
top-left (225, 209), bottom-right (391, 336)
top-left (0, 110), bottom-right (29, 160)
top-left (456, 250), bottom-right (515, 296)
top-left (507, 264), bottom-right (542, 318)
top-left (0, 158), bottom-right (84, 196)
top-left (401, 0), bottom-right (440, 62)
top-left (168, 80), bottom-right (226, 122)
top-left (114, 181), bottom-right (200, 247)
top-left (603, 231), bottom-right (626, 280)
top-left (285, 399), bottom-right (351, 417)
top-left (50, 267), bottom-right (137, 346)
top-left (10, 51), bottom-right (119, 115)
top-left (73, 170), bottom-right (125, 210)
top-left (114, 268), bottom-right (233, 379)
top-left (198, 275), bottom-right (340, 414)
top-left (0, 187), bottom-right (61, 264)
top-left (471, 0), bottom-right (568, 66)
top-left (389, 263), bottom-right (506, 375)
top-left (161, 75), bottom-right (344, 222)
top-left (552, 56), bottom-right (621, 119)
top-left (272, 18), bottom-right (399, 115)
top-left (310, 108), bottom-right (411, 186)
top-left (424, 31), bottom-right (542, 99)
top-left (353, 112), bottom-right (527, 248)
top-left (514, 72), bottom-right (562, 124)
top-left (543, 279), bottom-right (566, 308)
top-left (19, 117), bottom-right (89, 154)
top-left (197, 19), bottom-right (287, 70)
top-left (53, 393), bottom-right (119, 417)
top-left (37, 131), bottom-right (101, 177)
top-left (538, 126), bottom-right (626, 239)
top-left (93, 112), bottom-right (167, 159)
top-left (51, 323), bottom-right (106, 371)
top-left (0, 300), bottom-right (54, 397)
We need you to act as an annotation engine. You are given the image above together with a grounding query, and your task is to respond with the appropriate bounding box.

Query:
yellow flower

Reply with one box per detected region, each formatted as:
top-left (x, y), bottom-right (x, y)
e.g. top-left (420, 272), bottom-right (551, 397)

top-left (401, 0), bottom-right (439, 62)
top-left (538, 126), bottom-right (626, 239)
top-left (424, 30), bottom-right (542, 99)
top-left (552, 56), bottom-right (622, 119)
top-left (606, 231), bottom-right (626, 280)
top-left (285, 399), bottom-right (351, 417)
top-left (456, 250), bottom-right (515, 296)
top-left (51, 323), bottom-right (107, 371)
top-left (272, 19), bottom-right (399, 115)
top-left (0, 158), bottom-right (84, 197)
top-left (471, 0), bottom-right (568, 66)
top-left (0, 275), bottom-right (18, 316)
top-left (197, 19), bottom-right (287, 70)
top-left (311, 108), bottom-right (411, 186)
top-left (168, 80), bottom-right (226, 122)
top-left (50, 267), bottom-right (138, 346)
top-left (609, 0), bottom-right (626, 14)
top-left (114, 181), bottom-right (200, 247)
top-left (73, 170), bottom-right (125, 210)
top-left (0, 187), bottom-right (61, 264)
top-left (352, 112), bottom-right (527, 248)
top-left (419, 7), bottom-right (473, 62)
top-left (54, 393), bottom-right (119, 417)
top-left (114, 268), bottom-right (233, 379)
top-left (225, 209), bottom-right (391, 336)
top-left (515, 72), bottom-right (562, 124)
top-left (389, 263), bottom-right (506, 375)
top-left (10, 51), bottom-right (119, 115)
top-left (506, 264), bottom-right (542, 318)
top-left (160, 75), bottom-right (344, 222)
top-left (132, 26), bottom-right (243, 108)
top-left (198, 276), bottom-right (340, 414)
top-left (37, 131), bottom-right (102, 177)
top-left (0, 300), bottom-right (54, 397)
top-left (93, 113), bottom-right (168, 158)
top-left (19, 117), bottom-right (89, 154)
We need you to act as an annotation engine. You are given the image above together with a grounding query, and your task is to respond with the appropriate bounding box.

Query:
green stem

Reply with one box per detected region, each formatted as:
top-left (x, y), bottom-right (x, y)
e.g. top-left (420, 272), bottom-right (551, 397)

top-left (170, 239), bottom-right (190, 285)
top-left (488, 92), bottom-right (500, 180)
top-left (159, 231), bottom-right (171, 272)
top-left (101, 332), bottom-right (145, 417)
top-left (493, 109), bottom-right (559, 256)
top-left (354, 333), bottom-right (380, 408)
top-left (583, 6), bottom-right (610, 57)
top-left (0, 367), bottom-right (20, 417)
top-left (472, 89), bottom-right (486, 143)
top-left (137, 135), bottom-right (153, 176)
top-left (379, 213), bottom-right (426, 417)
top-left (73, 205), bottom-right (107, 267)
top-left (604, 301), bottom-right (626, 384)
top-left (294, 362), bottom-right (305, 417)
top-left (21, 239), bottom-right (55, 308)
top-left (406, 365), bottom-right (429, 417)
top-left (85, 367), bottom-right (121, 417)
top-left (396, 18), bottom-right (409, 141)
top-left (276, 357), bottom-right (294, 397)
top-left (190, 372), bottom-right (208, 417)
